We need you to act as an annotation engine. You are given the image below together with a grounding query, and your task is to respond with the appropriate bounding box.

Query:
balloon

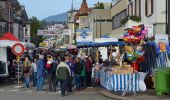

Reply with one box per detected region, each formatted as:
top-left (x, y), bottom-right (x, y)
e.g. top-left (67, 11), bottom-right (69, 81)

top-left (135, 50), bottom-right (144, 57)
top-left (125, 46), bottom-right (134, 55)
top-left (133, 26), bottom-right (141, 33)
top-left (136, 56), bottom-right (145, 63)
top-left (136, 46), bottom-right (143, 51)
top-left (132, 36), bottom-right (141, 43)
top-left (131, 61), bottom-right (140, 72)
top-left (128, 29), bottom-right (135, 35)
top-left (126, 53), bottom-right (136, 62)
top-left (123, 32), bottom-right (129, 37)
top-left (123, 36), bottom-right (132, 43)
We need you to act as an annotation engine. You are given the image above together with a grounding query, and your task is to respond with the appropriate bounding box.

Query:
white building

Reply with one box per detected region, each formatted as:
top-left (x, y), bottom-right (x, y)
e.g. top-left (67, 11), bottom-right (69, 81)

top-left (127, 0), bottom-right (166, 35)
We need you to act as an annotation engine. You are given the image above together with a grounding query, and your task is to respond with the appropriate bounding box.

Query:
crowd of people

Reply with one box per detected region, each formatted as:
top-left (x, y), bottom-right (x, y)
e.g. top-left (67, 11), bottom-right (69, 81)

top-left (19, 50), bottom-right (100, 96)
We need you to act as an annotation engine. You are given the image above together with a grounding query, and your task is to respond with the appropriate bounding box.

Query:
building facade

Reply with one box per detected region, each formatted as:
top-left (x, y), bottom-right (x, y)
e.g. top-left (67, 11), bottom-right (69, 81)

top-left (126, 0), bottom-right (166, 35)
top-left (84, 8), bottom-right (112, 38)
top-left (110, 0), bottom-right (128, 39)
top-left (0, 0), bottom-right (30, 42)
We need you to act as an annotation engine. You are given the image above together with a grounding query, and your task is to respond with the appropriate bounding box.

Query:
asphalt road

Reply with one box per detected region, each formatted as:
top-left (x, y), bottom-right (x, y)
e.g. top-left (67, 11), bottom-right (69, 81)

top-left (0, 82), bottom-right (112, 100)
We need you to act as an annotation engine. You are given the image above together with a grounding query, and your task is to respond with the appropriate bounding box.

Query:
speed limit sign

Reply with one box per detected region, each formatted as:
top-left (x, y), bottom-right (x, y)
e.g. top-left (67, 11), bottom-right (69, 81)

top-left (12, 43), bottom-right (25, 56)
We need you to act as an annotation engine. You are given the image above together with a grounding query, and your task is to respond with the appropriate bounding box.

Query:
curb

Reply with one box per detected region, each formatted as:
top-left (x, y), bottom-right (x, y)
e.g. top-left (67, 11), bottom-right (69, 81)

top-left (98, 90), bottom-right (136, 100)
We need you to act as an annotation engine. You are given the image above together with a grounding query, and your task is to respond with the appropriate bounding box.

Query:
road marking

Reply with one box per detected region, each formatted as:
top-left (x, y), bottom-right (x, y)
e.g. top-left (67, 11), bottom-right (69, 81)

top-left (8, 90), bottom-right (18, 92)
top-left (0, 89), bottom-right (5, 92)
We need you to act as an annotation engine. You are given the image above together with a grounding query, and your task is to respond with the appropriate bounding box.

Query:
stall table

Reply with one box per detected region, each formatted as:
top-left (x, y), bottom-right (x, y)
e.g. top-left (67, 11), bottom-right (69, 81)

top-left (97, 69), bottom-right (139, 92)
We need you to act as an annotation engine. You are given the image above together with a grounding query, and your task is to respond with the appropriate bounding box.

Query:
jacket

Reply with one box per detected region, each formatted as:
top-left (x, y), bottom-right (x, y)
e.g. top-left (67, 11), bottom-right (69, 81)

top-left (37, 59), bottom-right (45, 77)
top-left (56, 62), bottom-right (71, 80)
top-left (85, 59), bottom-right (92, 72)
top-left (74, 62), bottom-right (83, 75)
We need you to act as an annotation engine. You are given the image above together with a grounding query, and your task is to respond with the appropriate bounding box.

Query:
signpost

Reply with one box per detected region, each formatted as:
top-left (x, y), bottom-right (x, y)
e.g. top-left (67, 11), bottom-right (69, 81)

top-left (12, 43), bottom-right (24, 86)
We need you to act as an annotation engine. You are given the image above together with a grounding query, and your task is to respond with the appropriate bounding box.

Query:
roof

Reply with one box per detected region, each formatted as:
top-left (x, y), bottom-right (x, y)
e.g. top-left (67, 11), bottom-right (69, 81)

top-left (75, 0), bottom-right (91, 20)
top-left (0, 32), bottom-right (20, 41)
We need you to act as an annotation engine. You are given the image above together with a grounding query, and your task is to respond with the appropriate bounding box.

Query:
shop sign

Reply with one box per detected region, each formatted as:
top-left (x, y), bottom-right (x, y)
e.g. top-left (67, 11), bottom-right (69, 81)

top-left (145, 25), bottom-right (153, 38)
top-left (155, 34), bottom-right (170, 53)
top-left (76, 28), bottom-right (93, 43)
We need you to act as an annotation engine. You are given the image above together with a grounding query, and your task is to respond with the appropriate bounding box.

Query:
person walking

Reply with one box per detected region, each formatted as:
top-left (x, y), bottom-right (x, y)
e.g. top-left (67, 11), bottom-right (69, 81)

top-left (74, 57), bottom-right (83, 91)
top-left (56, 57), bottom-right (71, 96)
top-left (51, 56), bottom-right (58, 91)
top-left (23, 57), bottom-right (32, 88)
top-left (31, 59), bottom-right (37, 87)
top-left (80, 58), bottom-right (86, 88)
top-left (36, 55), bottom-right (45, 91)
top-left (46, 55), bottom-right (53, 91)
top-left (85, 56), bottom-right (93, 88)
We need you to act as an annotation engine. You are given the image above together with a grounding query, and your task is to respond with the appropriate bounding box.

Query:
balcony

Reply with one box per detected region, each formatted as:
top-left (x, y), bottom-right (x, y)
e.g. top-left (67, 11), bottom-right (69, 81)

top-left (124, 19), bottom-right (141, 30)
top-left (121, 16), bottom-right (141, 30)
top-left (0, 8), bottom-right (7, 22)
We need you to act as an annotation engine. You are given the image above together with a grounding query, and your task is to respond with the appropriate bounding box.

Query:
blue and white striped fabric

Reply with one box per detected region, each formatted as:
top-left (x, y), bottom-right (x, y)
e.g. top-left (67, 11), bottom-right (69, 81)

top-left (98, 70), bottom-right (139, 92)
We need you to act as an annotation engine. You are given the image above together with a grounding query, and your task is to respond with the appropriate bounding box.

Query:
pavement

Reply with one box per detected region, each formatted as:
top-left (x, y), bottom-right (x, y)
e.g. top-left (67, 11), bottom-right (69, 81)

top-left (0, 82), bottom-right (112, 100)
top-left (0, 79), bottom-right (170, 100)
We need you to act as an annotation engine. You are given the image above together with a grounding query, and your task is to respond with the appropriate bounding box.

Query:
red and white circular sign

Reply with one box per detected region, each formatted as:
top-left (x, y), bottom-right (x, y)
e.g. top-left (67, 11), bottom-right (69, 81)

top-left (12, 43), bottom-right (25, 56)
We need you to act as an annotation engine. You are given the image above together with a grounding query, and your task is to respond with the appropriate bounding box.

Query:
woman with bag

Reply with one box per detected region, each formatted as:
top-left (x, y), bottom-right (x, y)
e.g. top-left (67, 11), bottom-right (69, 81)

top-left (23, 57), bottom-right (32, 88)
top-left (80, 59), bottom-right (86, 88)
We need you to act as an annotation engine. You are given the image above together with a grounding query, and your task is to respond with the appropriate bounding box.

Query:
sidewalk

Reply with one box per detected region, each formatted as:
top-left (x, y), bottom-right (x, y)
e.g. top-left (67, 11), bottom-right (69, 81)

top-left (99, 89), bottom-right (170, 100)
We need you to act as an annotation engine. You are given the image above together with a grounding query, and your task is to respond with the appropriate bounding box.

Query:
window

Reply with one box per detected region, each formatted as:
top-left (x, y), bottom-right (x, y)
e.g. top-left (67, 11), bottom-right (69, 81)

top-left (145, 0), bottom-right (153, 16)
top-left (112, 0), bottom-right (121, 6)
top-left (135, 0), bottom-right (141, 16)
top-left (112, 10), bottom-right (127, 29)
top-left (128, 2), bottom-right (133, 16)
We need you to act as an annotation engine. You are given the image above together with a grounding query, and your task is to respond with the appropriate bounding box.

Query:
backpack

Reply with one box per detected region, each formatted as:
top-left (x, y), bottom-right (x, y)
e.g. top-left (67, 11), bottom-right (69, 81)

top-left (46, 63), bottom-right (52, 69)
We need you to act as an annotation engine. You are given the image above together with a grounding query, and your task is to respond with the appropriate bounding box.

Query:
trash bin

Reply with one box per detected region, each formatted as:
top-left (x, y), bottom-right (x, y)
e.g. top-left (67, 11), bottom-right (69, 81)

top-left (155, 68), bottom-right (170, 96)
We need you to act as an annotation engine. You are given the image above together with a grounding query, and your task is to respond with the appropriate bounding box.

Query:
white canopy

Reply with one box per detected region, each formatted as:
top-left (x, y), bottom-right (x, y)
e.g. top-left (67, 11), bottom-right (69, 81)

top-left (0, 40), bottom-right (35, 49)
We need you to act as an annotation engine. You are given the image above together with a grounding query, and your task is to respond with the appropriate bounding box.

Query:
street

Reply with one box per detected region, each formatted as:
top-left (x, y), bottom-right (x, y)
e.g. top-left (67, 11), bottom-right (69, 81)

top-left (0, 82), bottom-right (112, 100)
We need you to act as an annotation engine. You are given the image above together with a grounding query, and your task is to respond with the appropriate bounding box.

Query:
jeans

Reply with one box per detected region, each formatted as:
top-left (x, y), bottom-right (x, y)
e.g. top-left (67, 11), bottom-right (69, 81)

top-left (81, 76), bottom-right (85, 88)
top-left (25, 77), bottom-right (30, 88)
top-left (47, 74), bottom-right (52, 91)
top-left (75, 74), bottom-right (81, 90)
top-left (60, 79), bottom-right (68, 96)
top-left (67, 78), bottom-right (72, 92)
top-left (36, 77), bottom-right (44, 91)
top-left (33, 72), bottom-right (37, 87)
top-left (52, 75), bottom-right (58, 91)
top-left (86, 72), bottom-right (92, 87)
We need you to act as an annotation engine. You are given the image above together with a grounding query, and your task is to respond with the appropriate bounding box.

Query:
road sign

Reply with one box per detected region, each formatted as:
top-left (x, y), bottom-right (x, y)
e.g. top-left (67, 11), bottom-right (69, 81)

top-left (12, 43), bottom-right (25, 56)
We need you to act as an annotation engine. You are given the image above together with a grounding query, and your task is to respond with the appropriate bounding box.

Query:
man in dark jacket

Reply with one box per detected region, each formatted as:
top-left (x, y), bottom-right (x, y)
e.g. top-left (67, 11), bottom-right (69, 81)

top-left (85, 57), bottom-right (93, 88)
top-left (36, 55), bottom-right (45, 91)
top-left (75, 57), bottom-right (83, 90)
top-left (56, 57), bottom-right (71, 96)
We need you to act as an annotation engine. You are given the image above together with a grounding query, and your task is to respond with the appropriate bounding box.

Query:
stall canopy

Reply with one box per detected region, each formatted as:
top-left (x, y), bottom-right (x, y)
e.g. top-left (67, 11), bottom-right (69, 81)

top-left (0, 32), bottom-right (35, 49)
top-left (77, 38), bottom-right (125, 48)
top-left (0, 32), bottom-right (20, 41)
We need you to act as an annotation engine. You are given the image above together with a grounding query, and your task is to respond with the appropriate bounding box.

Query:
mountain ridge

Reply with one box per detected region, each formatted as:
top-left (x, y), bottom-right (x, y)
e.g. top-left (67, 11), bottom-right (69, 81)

top-left (43, 12), bottom-right (67, 22)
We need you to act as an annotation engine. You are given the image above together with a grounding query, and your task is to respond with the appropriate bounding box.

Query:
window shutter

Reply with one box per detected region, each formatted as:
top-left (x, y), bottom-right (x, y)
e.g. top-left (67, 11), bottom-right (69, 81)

top-left (151, 0), bottom-right (154, 14)
top-left (145, 0), bottom-right (148, 16)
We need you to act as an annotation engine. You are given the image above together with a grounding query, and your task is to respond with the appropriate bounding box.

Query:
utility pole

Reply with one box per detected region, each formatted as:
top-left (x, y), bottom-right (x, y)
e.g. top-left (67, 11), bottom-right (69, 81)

top-left (168, 0), bottom-right (170, 35)
top-left (166, 0), bottom-right (168, 34)
top-left (100, 16), bottom-right (102, 38)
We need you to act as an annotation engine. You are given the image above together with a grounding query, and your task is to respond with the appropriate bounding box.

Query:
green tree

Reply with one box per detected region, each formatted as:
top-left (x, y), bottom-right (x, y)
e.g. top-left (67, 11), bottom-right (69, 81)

top-left (30, 16), bottom-right (44, 46)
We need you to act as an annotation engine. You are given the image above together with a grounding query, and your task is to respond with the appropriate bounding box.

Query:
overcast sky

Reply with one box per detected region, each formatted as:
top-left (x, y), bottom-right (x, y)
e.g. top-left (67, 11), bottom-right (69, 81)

top-left (18, 0), bottom-right (112, 20)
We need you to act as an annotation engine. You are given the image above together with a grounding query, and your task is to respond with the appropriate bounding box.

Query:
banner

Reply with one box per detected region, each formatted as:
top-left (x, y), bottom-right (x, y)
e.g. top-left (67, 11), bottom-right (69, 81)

top-left (0, 47), bottom-right (7, 62)
top-left (76, 28), bottom-right (93, 43)
top-left (155, 34), bottom-right (170, 53)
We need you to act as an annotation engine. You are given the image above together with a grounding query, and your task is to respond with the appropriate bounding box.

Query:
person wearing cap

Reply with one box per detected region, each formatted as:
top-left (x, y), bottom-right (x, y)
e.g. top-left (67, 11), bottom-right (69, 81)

top-left (56, 57), bottom-right (71, 96)
top-left (46, 55), bottom-right (54, 91)
top-left (36, 55), bottom-right (45, 91)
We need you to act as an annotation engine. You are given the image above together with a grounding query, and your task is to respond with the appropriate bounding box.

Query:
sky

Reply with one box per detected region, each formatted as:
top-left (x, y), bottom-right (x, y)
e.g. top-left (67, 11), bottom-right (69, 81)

top-left (18, 0), bottom-right (112, 20)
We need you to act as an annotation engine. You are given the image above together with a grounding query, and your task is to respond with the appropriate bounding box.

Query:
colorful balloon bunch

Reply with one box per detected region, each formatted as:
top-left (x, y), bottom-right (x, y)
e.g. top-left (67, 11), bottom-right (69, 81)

top-left (123, 25), bottom-right (148, 71)
top-left (123, 25), bottom-right (148, 44)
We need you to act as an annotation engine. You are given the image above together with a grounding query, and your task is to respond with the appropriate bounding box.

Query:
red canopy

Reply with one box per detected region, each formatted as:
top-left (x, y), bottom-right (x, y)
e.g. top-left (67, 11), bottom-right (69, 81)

top-left (0, 32), bottom-right (20, 41)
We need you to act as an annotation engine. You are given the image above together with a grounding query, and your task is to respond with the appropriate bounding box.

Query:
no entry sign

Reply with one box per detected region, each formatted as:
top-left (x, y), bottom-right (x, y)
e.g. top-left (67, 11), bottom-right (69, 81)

top-left (12, 43), bottom-right (25, 56)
